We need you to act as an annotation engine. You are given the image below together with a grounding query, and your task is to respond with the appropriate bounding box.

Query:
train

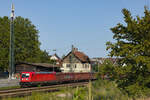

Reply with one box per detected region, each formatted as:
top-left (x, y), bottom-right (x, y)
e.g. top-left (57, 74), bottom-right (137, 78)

top-left (20, 72), bottom-right (96, 87)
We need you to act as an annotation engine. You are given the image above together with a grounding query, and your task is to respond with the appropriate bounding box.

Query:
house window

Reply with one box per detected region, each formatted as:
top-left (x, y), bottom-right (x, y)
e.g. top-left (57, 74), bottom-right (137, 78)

top-left (74, 64), bottom-right (76, 68)
top-left (83, 65), bottom-right (85, 68)
top-left (84, 64), bottom-right (89, 68)
top-left (84, 64), bottom-right (86, 68)
top-left (86, 64), bottom-right (89, 68)
top-left (66, 64), bottom-right (70, 68)
top-left (69, 56), bottom-right (72, 63)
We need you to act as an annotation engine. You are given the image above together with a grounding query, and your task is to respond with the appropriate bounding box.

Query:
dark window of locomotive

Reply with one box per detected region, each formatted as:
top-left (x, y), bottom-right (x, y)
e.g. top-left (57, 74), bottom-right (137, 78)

top-left (21, 73), bottom-right (29, 78)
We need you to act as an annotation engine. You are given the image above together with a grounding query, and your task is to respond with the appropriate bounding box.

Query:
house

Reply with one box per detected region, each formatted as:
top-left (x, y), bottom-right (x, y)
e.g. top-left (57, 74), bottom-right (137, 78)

top-left (61, 46), bottom-right (91, 72)
top-left (15, 62), bottom-right (61, 74)
top-left (50, 53), bottom-right (62, 66)
top-left (90, 57), bottom-right (119, 68)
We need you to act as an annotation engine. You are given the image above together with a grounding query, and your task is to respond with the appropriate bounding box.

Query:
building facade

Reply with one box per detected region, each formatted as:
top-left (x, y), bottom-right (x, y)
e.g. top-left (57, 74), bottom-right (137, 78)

top-left (50, 53), bottom-right (62, 66)
top-left (62, 47), bottom-right (91, 72)
top-left (15, 62), bottom-right (61, 73)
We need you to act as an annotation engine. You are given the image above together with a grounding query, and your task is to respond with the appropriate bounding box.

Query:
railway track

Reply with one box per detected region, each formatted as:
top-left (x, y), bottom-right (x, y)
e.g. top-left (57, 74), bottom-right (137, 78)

top-left (0, 82), bottom-right (88, 98)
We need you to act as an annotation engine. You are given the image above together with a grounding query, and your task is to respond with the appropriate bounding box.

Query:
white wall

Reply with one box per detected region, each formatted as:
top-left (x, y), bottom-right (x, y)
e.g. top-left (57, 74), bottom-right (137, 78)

top-left (62, 63), bottom-right (91, 72)
top-left (50, 56), bottom-right (58, 60)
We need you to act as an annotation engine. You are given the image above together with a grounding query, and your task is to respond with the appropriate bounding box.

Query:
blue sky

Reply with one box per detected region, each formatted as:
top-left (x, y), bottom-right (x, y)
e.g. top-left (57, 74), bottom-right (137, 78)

top-left (0, 0), bottom-right (148, 58)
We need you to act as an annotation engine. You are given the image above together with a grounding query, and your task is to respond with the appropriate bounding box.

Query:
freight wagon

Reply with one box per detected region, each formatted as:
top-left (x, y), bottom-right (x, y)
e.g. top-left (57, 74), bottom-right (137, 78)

top-left (20, 72), bottom-right (95, 87)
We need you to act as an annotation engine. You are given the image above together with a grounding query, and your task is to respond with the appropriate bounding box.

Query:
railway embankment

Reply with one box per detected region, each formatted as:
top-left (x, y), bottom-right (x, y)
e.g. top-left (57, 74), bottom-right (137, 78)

top-left (0, 79), bottom-right (19, 88)
top-left (0, 82), bottom-right (88, 99)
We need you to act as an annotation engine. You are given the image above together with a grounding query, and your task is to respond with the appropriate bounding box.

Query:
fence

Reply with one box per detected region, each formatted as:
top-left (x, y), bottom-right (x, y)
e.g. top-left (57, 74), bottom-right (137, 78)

top-left (0, 73), bottom-right (9, 79)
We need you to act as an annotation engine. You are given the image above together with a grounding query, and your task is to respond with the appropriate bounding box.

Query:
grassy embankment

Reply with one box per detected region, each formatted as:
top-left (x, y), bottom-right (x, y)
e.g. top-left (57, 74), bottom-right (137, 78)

top-left (2, 86), bottom-right (88, 100)
top-left (0, 86), bottom-right (20, 90)
top-left (3, 80), bottom-right (150, 100)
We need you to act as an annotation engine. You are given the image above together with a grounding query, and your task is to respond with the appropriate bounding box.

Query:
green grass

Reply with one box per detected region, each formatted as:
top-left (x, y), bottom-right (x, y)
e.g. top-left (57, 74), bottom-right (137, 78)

top-left (2, 81), bottom-right (150, 100)
top-left (92, 79), bottom-right (129, 100)
top-left (0, 86), bottom-right (20, 90)
top-left (91, 79), bottom-right (150, 100)
top-left (3, 86), bottom-right (86, 100)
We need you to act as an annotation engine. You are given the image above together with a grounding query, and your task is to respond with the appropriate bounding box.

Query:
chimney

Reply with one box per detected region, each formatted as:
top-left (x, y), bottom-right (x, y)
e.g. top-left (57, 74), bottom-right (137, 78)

top-left (71, 45), bottom-right (78, 52)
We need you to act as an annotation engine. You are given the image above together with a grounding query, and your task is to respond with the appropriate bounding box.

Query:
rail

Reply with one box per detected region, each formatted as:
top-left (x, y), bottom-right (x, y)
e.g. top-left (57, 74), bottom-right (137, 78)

top-left (0, 82), bottom-right (88, 98)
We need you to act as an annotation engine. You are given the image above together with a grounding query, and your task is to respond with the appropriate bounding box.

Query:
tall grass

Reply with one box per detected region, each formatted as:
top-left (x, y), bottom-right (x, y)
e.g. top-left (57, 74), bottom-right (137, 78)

top-left (0, 86), bottom-right (20, 90)
top-left (3, 87), bottom-right (80, 100)
top-left (92, 79), bottom-right (129, 100)
top-left (3, 80), bottom-right (150, 100)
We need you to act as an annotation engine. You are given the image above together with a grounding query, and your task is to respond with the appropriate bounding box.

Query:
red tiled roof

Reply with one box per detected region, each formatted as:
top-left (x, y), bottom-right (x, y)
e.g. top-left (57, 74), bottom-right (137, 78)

top-left (73, 51), bottom-right (90, 63)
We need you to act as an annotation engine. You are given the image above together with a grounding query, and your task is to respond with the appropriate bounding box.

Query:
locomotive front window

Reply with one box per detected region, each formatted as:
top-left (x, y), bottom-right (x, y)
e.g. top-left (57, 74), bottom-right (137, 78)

top-left (21, 73), bottom-right (30, 78)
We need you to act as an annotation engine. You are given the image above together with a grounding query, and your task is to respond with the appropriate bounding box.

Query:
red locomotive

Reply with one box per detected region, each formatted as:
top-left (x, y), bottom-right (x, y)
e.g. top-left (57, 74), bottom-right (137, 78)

top-left (20, 72), bottom-right (95, 87)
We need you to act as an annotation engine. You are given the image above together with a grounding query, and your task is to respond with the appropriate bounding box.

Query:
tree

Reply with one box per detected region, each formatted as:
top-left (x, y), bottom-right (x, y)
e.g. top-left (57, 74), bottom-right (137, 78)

top-left (0, 16), bottom-right (50, 71)
top-left (0, 16), bottom-right (11, 71)
top-left (92, 64), bottom-right (99, 72)
top-left (106, 7), bottom-right (150, 96)
top-left (97, 59), bottom-right (116, 80)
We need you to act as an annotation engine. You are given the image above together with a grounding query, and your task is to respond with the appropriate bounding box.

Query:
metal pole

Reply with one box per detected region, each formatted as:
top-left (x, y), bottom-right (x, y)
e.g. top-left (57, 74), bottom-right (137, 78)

top-left (98, 62), bottom-right (99, 73)
top-left (9, 4), bottom-right (15, 79)
top-left (89, 79), bottom-right (92, 100)
top-left (88, 65), bottom-right (92, 100)
top-left (53, 63), bottom-right (54, 72)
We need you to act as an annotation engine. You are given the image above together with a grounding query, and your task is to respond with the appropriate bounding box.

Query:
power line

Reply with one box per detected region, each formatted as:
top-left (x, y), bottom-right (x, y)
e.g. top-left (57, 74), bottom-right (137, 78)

top-left (145, 0), bottom-right (150, 9)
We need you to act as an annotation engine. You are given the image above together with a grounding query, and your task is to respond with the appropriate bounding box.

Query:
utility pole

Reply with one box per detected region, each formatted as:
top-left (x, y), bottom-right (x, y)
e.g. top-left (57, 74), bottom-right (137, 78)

top-left (145, 0), bottom-right (149, 9)
top-left (88, 79), bottom-right (92, 100)
top-left (88, 65), bottom-right (92, 100)
top-left (52, 49), bottom-right (56, 72)
top-left (98, 61), bottom-right (100, 73)
top-left (9, 3), bottom-right (15, 79)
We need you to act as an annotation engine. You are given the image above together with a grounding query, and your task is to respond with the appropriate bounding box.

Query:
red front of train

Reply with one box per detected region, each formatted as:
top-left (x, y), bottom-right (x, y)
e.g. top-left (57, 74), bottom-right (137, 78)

top-left (20, 72), bottom-right (95, 87)
top-left (20, 72), bottom-right (57, 87)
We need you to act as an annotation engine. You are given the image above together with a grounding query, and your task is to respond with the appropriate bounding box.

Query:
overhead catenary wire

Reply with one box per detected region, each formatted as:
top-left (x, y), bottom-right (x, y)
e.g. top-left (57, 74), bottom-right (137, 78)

top-left (145, 0), bottom-right (150, 9)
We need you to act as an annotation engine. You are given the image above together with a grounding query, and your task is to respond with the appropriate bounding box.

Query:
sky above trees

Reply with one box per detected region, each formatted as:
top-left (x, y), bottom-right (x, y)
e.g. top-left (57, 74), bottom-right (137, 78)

top-left (0, 0), bottom-right (148, 58)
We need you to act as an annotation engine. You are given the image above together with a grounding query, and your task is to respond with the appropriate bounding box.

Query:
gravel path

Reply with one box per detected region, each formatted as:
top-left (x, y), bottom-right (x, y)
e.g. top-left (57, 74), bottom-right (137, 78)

top-left (0, 79), bottom-right (19, 88)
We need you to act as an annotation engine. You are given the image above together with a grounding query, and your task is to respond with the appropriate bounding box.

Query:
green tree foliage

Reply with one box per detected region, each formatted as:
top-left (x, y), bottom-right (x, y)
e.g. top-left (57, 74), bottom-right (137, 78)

top-left (0, 16), bottom-right (50, 71)
top-left (0, 17), bottom-right (10, 71)
top-left (97, 59), bottom-right (116, 80)
top-left (92, 64), bottom-right (99, 72)
top-left (106, 7), bottom-right (150, 96)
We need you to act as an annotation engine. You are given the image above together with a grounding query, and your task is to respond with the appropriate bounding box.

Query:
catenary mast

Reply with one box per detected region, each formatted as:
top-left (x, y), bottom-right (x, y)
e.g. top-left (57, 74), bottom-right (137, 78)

top-left (9, 3), bottom-right (15, 79)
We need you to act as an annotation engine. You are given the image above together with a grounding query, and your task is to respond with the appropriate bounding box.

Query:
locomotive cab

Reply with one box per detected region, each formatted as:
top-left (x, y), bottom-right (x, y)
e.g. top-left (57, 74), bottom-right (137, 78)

top-left (21, 72), bottom-right (31, 82)
top-left (20, 72), bottom-right (33, 87)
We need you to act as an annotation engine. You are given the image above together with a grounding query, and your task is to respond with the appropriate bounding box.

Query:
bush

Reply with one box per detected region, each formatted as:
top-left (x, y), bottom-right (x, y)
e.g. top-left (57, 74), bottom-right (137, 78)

top-left (92, 79), bottom-right (129, 100)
